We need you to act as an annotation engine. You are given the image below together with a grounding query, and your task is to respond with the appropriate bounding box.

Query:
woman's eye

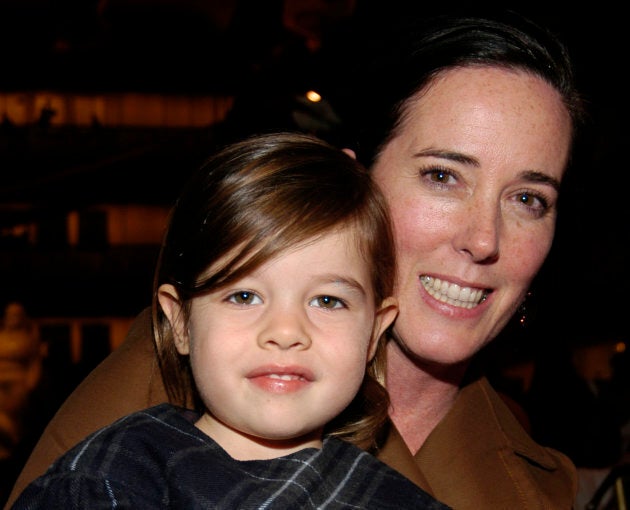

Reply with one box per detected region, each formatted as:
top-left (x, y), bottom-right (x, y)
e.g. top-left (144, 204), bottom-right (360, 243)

top-left (519, 193), bottom-right (535, 206)
top-left (431, 170), bottom-right (449, 183)
top-left (310, 295), bottom-right (345, 309)
top-left (516, 191), bottom-right (550, 216)
top-left (422, 167), bottom-right (457, 186)
top-left (227, 291), bottom-right (262, 305)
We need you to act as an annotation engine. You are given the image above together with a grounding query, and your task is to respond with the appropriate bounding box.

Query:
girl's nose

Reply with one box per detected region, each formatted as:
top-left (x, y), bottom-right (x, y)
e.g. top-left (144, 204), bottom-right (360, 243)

top-left (257, 305), bottom-right (312, 350)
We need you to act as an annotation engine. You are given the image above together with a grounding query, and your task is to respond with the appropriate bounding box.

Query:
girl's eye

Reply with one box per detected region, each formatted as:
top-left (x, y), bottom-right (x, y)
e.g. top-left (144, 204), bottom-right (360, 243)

top-left (227, 291), bottom-right (262, 305)
top-left (309, 295), bottom-right (345, 309)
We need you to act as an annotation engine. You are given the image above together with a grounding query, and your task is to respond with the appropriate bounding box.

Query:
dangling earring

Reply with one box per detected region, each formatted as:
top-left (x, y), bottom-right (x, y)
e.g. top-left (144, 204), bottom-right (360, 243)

top-left (517, 291), bottom-right (533, 328)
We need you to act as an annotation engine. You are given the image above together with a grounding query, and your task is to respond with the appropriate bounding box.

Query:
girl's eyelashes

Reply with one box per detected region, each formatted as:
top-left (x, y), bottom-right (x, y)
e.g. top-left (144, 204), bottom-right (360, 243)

top-left (226, 290), bottom-right (262, 305)
top-left (224, 291), bottom-right (348, 309)
top-left (309, 295), bottom-right (347, 309)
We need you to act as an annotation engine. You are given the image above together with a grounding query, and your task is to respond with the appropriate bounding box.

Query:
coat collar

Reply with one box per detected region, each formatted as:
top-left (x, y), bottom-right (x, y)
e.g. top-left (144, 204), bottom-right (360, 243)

top-left (377, 376), bottom-right (562, 485)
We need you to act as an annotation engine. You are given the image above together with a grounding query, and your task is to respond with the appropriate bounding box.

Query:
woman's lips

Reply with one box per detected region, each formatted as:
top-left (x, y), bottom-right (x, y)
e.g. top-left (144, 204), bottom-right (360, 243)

top-left (419, 275), bottom-right (489, 309)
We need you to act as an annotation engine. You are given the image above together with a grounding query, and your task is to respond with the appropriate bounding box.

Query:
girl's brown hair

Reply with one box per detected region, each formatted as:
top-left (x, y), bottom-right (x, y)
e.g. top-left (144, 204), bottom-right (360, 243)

top-left (152, 132), bottom-right (395, 451)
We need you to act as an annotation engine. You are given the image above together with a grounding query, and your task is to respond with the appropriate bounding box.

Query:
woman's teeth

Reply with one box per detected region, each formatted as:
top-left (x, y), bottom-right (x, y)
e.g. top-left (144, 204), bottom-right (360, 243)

top-left (420, 275), bottom-right (487, 309)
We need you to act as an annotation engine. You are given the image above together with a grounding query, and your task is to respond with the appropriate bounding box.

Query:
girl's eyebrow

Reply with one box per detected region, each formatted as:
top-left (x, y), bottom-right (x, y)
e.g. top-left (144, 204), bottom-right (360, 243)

top-left (414, 149), bottom-right (561, 191)
top-left (320, 274), bottom-right (367, 296)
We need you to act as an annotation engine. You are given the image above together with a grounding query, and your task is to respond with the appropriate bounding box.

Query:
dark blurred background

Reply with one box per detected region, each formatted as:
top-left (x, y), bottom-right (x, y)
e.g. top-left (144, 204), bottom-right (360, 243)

top-left (0, 0), bottom-right (628, 353)
top-left (1, 3), bottom-right (629, 506)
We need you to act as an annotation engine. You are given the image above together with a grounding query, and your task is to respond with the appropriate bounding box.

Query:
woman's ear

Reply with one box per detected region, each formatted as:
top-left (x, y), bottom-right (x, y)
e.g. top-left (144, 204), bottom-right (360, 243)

top-left (157, 284), bottom-right (189, 355)
top-left (367, 297), bottom-right (398, 360)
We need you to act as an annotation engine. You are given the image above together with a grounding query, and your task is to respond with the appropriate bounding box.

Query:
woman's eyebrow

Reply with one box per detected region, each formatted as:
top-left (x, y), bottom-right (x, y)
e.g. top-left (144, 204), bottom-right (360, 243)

top-left (520, 170), bottom-right (561, 192)
top-left (414, 149), bottom-right (561, 191)
top-left (413, 148), bottom-right (479, 167)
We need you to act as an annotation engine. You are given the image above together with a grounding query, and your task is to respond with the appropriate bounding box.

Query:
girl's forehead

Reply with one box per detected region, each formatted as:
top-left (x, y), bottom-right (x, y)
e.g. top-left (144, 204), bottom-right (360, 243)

top-left (204, 224), bottom-right (368, 276)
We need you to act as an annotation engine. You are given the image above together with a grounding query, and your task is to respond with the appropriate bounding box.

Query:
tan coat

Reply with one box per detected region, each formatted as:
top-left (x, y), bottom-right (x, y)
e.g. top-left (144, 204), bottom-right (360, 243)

top-left (5, 308), bottom-right (577, 509)
top-left (378, 378), bottom-right (577, 509)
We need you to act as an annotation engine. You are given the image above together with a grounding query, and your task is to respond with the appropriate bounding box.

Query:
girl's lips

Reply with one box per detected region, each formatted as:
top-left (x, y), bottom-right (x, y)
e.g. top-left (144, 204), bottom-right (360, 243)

top-left (246, 365), bottom-right (314, 393)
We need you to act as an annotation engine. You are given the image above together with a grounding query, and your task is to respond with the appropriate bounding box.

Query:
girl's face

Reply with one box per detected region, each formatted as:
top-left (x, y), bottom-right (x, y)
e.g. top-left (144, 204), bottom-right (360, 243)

top-left (372, 66), bottom-right (572, 367)
top-left (159, 227), bottom-right (397, 460)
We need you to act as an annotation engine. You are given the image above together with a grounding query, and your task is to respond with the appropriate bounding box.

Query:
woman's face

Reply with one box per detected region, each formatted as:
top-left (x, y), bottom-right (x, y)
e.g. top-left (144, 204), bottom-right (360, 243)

top-left (372, 66), bottom-right (572, 366)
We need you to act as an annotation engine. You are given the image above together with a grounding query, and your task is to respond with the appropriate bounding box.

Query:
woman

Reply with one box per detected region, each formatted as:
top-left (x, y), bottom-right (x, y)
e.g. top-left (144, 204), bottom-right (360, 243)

top-left (5, 10), bottom-right (584, 510)
top-left (333, 10), bottom-right (585, 509)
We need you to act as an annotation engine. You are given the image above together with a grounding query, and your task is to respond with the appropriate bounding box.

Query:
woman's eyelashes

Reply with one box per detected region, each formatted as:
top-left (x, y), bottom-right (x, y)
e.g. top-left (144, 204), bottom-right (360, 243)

top-left (513, 189), bottom-right (553, 218)
top-left (420, 166), bottom-right (458, 188)
top-left (419, 165), bottom-right (555, 218)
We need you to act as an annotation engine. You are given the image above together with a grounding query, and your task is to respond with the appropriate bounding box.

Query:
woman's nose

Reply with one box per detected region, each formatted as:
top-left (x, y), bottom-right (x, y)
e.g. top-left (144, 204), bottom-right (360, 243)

top-left (454, 201), bottom-right (500, 264)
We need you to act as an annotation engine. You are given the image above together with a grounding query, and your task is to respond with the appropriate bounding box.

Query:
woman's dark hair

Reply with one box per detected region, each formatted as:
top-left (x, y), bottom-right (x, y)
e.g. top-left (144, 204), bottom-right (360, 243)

top-left (151, 131), bottom-right (396, 450)
top-left (336, 10), bottom-right (585, 169)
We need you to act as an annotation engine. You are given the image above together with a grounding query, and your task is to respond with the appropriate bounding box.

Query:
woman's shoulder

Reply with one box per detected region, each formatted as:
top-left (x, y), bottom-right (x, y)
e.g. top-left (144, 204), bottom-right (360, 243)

top-left (416, 377), bottom-right (577, 509)
top-left (457, 377), bottom-right (572, 468)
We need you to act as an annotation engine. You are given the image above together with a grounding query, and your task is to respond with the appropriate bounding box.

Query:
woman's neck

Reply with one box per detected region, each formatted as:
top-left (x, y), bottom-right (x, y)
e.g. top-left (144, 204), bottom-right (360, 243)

top-left (385, 342), bottom-right (465, 455)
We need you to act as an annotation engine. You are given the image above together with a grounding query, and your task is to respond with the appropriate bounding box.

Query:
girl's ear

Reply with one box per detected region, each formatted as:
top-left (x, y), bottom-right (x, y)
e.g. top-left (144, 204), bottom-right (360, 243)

top-left (342, 147), bottom-right (356, 159)
top-left (157, 284), bottom-right (189, 355)
top-left (367, 297), bottom-right (398, 360)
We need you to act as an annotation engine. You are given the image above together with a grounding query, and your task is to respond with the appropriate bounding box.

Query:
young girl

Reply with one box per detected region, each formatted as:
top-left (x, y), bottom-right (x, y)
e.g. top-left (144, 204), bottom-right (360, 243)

top-left (11, 133), bottom-right (449, 509)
